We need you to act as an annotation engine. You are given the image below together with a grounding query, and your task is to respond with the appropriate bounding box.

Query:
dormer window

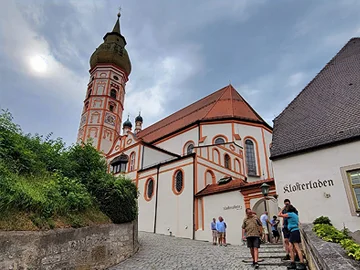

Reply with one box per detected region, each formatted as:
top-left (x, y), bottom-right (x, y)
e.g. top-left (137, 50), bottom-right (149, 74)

top-left (87, 89), bottom-right (92, 99)
top-left (110, 154), bottom-right (128, 174)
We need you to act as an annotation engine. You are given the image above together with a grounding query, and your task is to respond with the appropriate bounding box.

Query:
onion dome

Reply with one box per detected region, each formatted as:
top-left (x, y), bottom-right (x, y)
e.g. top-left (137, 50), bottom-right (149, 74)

top-left (135, 112), bottom-right (143, 122)
top-left (90, 12), bottom-right (131, 76)
top-left (123, 116), bottom-right (132, 129)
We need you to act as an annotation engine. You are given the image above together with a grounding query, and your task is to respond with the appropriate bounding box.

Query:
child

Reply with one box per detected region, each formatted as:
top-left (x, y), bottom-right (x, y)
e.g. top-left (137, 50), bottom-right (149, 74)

top-left (271, 216), bottom-right (280, 243)
top-left (278, 205), bottom-right (306, 270)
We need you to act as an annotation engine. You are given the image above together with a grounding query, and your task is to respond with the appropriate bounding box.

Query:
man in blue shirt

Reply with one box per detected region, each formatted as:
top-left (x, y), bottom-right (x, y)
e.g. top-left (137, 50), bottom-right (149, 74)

top-left (210, 218), bottom-right (217, 245)
top-left (279, 205), bottom-right (306, 269)
top-left (216, 216), bottom-right (226, 246)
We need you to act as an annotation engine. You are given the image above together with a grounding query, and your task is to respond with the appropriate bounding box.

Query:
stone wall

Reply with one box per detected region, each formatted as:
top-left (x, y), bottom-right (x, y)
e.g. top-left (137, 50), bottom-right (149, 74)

top-left (0, 221), bottom-right (139, 270)
top-left (301, 223), bottom-right (360, 270)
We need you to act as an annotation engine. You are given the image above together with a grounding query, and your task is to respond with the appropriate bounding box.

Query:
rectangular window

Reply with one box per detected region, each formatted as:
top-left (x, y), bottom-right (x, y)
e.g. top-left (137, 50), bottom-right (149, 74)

top-left (348, 169), bottom-right (360, 210)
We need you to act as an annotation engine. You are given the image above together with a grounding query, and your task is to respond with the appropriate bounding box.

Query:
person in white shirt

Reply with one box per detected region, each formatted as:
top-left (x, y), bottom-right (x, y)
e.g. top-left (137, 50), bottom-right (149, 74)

top-left (260, 211), bottom-right (271, 243)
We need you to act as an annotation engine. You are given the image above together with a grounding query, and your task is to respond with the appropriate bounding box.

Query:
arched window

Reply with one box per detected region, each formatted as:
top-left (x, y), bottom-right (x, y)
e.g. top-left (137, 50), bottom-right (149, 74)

top-left (245, 139), bottom-right (257, 176)
top-left (110, 89), bottom-right (117, 99)
top-left (214, 137), bottom-right (225, 144)
top-left (173, 170), bottom-right (184, 194)
top-left (212, 149), bottom-right (220, 165)
top-left (224, 154), bottom-right (231, 169)
top-left (129, 152), bottom-right (136, 171)
top-left (145, 178), bottom-right (154, 201)
top-left (186, 144), bottom-right (194, 154)
top-left (183, 141), bottom-right (195, 155)
top-left (205, 170), bottom-right (215, 185)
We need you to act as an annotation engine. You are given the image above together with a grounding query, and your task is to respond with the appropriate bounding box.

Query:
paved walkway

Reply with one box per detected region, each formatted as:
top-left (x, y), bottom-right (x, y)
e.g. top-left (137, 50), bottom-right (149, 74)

top-left (111, 232), bottom-right (290, 270)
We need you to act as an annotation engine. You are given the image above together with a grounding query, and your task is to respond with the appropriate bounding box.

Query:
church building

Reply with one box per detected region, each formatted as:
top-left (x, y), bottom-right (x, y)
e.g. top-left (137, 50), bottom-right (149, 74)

top-left (77, 13), bottom-right (278, 245)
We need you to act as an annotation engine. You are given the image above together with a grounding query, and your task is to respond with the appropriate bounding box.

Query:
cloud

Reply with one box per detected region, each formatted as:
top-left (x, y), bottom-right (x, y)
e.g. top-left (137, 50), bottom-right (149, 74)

top-left (286, 72), bottom-right (305, 88)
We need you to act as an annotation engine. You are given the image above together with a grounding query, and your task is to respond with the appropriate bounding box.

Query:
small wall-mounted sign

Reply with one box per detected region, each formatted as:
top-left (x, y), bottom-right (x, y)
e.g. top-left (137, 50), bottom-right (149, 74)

top-left (283, 179), bottom-right (334, 193)
top-left (223, 205), bottom-right (243, 211)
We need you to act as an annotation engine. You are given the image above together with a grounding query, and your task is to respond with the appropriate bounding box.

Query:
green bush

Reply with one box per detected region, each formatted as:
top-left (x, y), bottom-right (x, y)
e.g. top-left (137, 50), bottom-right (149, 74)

top-left (313, 221), bottom-right (360, 261)
top-left (340, 239), bottom-right (360, 261)
top-left (313, 216), bottom-right (332, 226)
top-left (0, 109), bottom-right (138, 229)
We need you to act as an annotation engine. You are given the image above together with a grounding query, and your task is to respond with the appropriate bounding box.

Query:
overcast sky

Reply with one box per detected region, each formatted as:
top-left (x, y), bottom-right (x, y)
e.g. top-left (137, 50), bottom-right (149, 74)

top-left (1, 0), bottom-right (359, 146)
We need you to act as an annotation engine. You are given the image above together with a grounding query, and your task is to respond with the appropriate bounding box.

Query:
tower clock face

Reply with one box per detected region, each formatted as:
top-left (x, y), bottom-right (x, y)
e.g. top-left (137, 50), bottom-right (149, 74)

top-left (105, 113), bottom-right (116, 126)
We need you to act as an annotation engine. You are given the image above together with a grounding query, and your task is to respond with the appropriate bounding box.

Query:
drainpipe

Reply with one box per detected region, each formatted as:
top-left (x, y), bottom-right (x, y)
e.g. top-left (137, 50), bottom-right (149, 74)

top-left (192, 154), bottom-right (196, 240)
top-left (153, 164), bottom-right (160, 233)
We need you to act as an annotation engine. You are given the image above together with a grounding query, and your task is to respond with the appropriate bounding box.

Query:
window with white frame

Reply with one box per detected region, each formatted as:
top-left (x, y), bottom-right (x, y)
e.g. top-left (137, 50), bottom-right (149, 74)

top-left (129, 152), bottom-right (136, 171)
top-left (245, 139), bottom-right (257, 176)
top-left (348, 169), bottom-right (360, 211)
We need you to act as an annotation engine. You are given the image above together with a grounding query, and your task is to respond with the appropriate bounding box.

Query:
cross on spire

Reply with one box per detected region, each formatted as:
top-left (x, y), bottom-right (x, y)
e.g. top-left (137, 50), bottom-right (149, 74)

top-left (117, 6), bottom-right (121, 17)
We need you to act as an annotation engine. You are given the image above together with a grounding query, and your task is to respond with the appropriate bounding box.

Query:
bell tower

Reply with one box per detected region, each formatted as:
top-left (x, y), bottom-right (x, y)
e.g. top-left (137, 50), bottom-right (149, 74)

top-left (77, 12), bottom-right (131, 154)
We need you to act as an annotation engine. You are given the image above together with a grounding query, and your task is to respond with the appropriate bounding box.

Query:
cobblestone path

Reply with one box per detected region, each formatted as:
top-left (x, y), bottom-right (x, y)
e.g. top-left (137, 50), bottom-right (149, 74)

top-left (111, 232), bottom-right (292, 270)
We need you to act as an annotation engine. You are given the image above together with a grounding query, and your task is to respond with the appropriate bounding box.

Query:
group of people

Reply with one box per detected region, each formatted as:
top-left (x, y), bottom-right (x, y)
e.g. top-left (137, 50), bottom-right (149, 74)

top-left (259, 211), bottom-right (280, 243)
top-left (241, 199), bottom-right (306, 269)
top-left (210, 216), bottom-right (228, 246)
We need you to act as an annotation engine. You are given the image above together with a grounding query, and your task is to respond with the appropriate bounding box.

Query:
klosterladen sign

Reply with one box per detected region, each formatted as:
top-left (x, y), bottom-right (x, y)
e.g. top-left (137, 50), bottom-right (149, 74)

top-left (283, 179), bottom-right (334, 193)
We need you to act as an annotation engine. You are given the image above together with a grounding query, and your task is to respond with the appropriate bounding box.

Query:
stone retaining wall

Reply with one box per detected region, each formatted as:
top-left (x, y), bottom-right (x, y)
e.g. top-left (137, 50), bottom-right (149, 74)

top-left (301, 223), bottom-right (360, 270)
top-left (0, 221), bottom-right (139, 270)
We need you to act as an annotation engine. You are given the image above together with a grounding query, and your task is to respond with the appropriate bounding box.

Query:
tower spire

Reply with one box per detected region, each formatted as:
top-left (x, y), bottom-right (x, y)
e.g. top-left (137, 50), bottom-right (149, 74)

top-left (112, 8), bottom-right (121, 35)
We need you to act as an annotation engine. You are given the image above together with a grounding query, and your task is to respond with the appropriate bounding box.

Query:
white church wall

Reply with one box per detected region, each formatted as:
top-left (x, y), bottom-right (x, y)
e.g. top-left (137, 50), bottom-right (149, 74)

top-left (272, 140), bottom-right (360, 232)
top-left (142, 145), bottom-right (176, 169)
top-left (137, 171), bottom-right (157, 233)
top-left (201, 123), bottom-right (232, 145)
top-left (195, 191), bottom-right (246, 245)
top-left (155, 127), bottom-right (198, 155)
top-left (156, 157), bottom-right (194, 239)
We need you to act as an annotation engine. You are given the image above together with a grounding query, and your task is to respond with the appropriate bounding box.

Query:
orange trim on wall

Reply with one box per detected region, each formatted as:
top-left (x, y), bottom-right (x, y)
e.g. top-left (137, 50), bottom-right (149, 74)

top-left (195, 198), bottom-right (199, 230)
top-left (212, 134), bottom-right (229, 144)
top-left (212, 148), bottom-right (221, 165)
top-left (137, 144), bottom-right (142, 170)
top-left (137, 173), bottom-right (157, 181)
top-left (195, 156), bottom-right (198, 194)
top-left (204, 169), bottom-right (216, 186)
top-left (201, 120), bottom-right (273, 134)
top-left (261, 128), bottom-right (270, 179)
top-left (197, 159), bottom-right (245, 179)
top-left (201, 198), bottom-right (205, 230)
top-left (217, 145), bottom-right (242, 159)
top-left (172, 168), bottom-right (185, 195)
top-left (106, 141), bottom-right (141, 159)
top-left (144, 177), bottom-right (155, 202)
top-left (234, 158), bottom-right (241, 174)
top-left (243, 136), bottom-right (261, 177)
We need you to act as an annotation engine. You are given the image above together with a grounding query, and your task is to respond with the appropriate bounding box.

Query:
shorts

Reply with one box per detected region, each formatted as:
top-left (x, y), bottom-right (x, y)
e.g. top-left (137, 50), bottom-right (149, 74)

top-left (262, 225), bottom-right (269, 234)
top-left (212, 230), bottom-right (217, 238)
top-left (247, 236), bottom-right (261, 248)
top-left (272, 230), bottom-right (280, 238)
top-left (217, 232), bottom-right (225, 238)
top-left (282, 227), bottom-right (290, 239)
top-left (289, 230), bottom-right (301, 244)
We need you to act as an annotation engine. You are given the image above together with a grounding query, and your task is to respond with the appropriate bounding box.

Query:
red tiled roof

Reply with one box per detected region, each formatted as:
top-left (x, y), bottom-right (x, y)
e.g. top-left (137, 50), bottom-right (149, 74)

top-left (136, 85), bottom-right (269, 143)
top-left (195, 178), bottom-right (274, 197)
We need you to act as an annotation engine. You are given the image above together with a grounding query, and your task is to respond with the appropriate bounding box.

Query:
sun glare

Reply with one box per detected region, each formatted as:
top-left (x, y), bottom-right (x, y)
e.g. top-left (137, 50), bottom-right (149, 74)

top-left (30, 55), bottom-right (47, 73)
